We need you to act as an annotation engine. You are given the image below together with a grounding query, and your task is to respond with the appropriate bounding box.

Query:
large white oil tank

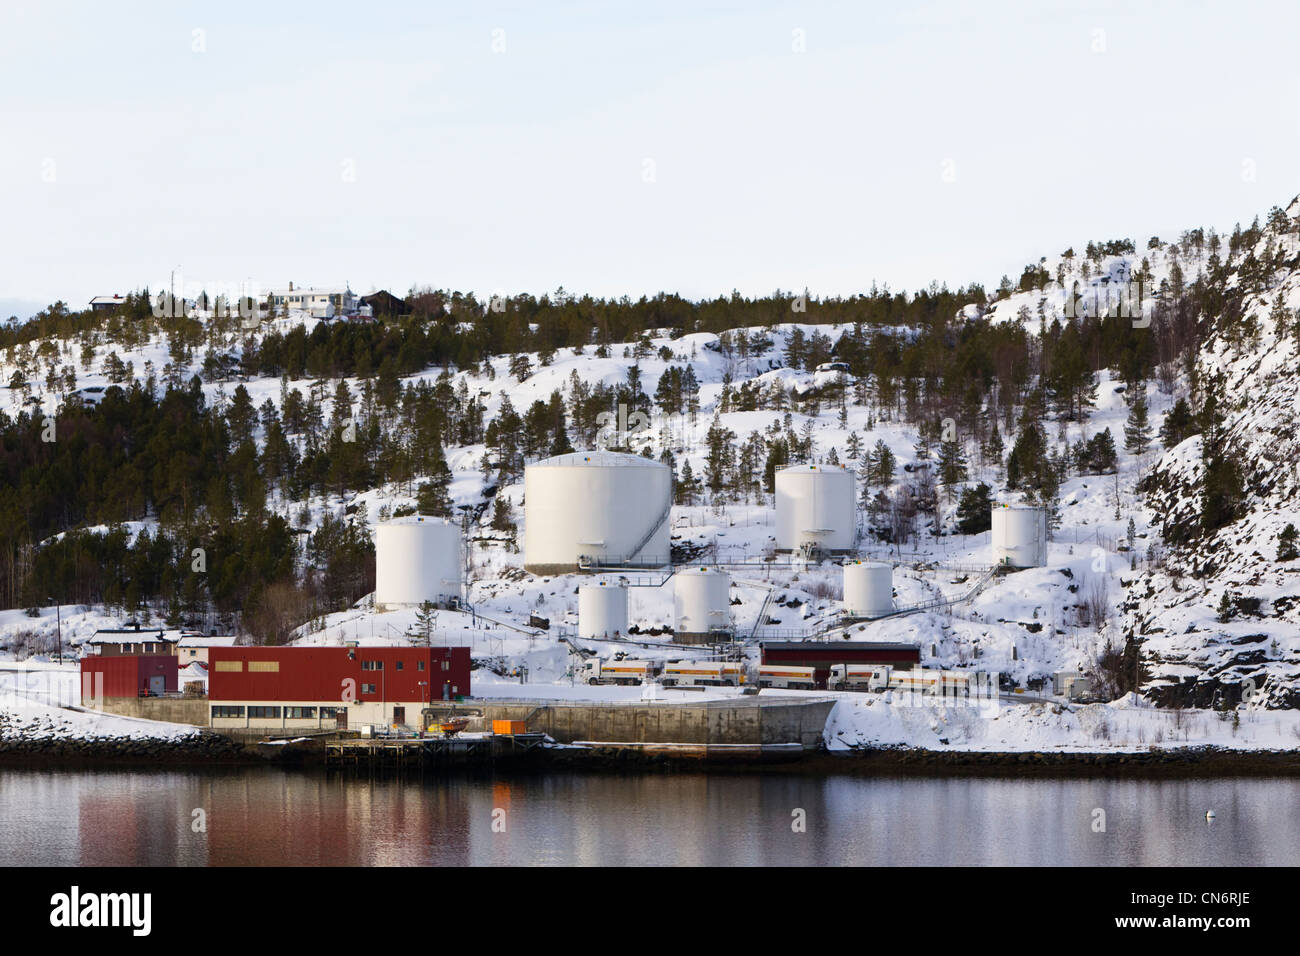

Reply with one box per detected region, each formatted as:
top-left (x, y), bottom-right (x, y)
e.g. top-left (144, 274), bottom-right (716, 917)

top-left (524, 451), bottom-right (672, 572)
top-left (843, 560), bottom-right (893, 617)
top-left (673, 567), bottom-right (732, 643)
top-left (578, 581), bottom-right (629, 639)
top-left (374, 517), bottom-right (462, 609)
top-left (991, 504), bottom-right (1048, 568)
top-left (774, 463), bottom-right (856, 553)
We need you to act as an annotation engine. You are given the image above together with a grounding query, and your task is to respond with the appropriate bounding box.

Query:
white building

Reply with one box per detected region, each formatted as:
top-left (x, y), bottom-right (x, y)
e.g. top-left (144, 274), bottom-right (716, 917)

top-left (267, 283), bottom-right (361, 319)
top-left (177, 634), bottom-right (239, 666)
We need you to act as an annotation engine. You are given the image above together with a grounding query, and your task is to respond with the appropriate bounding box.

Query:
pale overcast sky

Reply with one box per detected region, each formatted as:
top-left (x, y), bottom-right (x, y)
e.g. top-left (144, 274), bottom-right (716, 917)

top-left (1, 0), bottom-right (1297, 317)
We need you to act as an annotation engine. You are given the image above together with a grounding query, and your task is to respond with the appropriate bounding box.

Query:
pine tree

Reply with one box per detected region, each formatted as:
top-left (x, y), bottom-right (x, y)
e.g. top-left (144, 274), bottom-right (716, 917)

top-left (1278, 524), bottom-right (1299, 562)
top-left (983, 420), bottom-right (1004, 472)
top-left (1124, 387), bottom-right (1152, 456)
top-left (1083, 428), bottom-right (1118, 474)
top-left (869, 440), bottom-right (895, 489)
top-left (407, 601), bottom-right (438, 645)
top-left (954, 482), bottom-right (993, 534)
top-left (490, 496), bottom-right (517, 546)
top-left (784, 328), bottom-right (807, 369)
top-left (677, 459), bottom-right (701, 506)
top-left (937, 439), bottom-right (968, 499)
top-left (1159, 398), bottom-right (1194, 448)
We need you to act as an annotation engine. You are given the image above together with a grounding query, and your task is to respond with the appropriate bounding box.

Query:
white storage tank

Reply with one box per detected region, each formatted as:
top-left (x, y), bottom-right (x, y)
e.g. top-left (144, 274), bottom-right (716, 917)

top-left (673, 567), bottom-right (732, 644)
top-left (774, 463), bottom-right (856, 553)
top-left (578, 581), bottom-right (629, 639)
top-left (843, 560), bottom-right (893, 617)
top-left (374, 517), bottom-right (462, 609)
top-left (524, 451), bottom-right (672, 573)
top-left (991, 504), bottom-right (1048, 568)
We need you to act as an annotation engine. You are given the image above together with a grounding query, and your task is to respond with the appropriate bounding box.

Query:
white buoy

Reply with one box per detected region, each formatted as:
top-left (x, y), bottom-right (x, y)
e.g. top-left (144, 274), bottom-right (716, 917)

top-left (1205, 810), bottom-right (1216, 820)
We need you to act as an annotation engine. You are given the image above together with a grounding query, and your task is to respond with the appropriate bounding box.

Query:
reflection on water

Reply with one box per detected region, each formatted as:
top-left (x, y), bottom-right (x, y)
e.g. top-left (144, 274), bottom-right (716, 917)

top-left (0, 768), bottom-right (1295, 866)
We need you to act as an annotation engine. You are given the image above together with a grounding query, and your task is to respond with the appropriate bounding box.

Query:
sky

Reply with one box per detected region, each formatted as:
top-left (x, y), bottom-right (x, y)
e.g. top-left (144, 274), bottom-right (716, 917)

top-left (1, 0), bottom-right (1298, 319)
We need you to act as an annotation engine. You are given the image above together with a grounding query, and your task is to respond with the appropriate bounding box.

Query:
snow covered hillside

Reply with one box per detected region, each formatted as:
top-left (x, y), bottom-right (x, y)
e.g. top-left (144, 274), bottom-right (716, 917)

top-left (1121, 196), bottom-right (1300, 709)
top-left (2, 193), bottom-right (1299, 744)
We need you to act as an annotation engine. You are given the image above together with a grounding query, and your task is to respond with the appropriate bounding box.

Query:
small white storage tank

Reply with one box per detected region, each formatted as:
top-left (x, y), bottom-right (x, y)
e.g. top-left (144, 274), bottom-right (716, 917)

top-left (991, 504), bottom-right (1048, 568)
top-left (374, 517), bottom-right (462, 609)
top-left (843, 560), bottom-right (893, 617)
top-left (524, 451), bottom-right (672, 572)
top-left (578, 581), bottom-right (629, 639)
top-left (673, 567), bottom-right (732, 644)
top-left (774, 463), bottom-right (856, 553)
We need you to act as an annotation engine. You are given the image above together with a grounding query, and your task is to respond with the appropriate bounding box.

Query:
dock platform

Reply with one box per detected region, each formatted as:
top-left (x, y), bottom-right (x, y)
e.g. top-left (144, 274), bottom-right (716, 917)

top-left (324, 733), bottom-right (549, 769)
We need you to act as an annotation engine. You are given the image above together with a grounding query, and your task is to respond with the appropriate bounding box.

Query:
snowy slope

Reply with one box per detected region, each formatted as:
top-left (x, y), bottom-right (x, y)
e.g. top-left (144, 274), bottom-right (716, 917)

top-left (1, 195), bottom-right (1299, 749)
top-left (1123, 196), bottom-right (1300, 708)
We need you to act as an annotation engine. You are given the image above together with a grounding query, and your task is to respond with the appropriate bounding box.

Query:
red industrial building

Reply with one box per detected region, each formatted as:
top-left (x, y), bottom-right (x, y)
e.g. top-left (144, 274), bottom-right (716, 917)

top-left (207, 645), bottom-right (471, 732)
top-left (760, 641), bottom-right (921, 689)
top-left (80, 655), bottom-right (179, 699)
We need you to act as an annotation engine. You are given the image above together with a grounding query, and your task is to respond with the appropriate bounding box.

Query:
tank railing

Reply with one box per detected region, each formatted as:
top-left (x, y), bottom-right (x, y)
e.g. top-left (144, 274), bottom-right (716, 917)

top-left (626, 499), bottom-right (673, 564)
top-left (583, 550), bottom-right (994, 573)
top-left (866, 565), bottom-right (1000, 622)
top-left (577, 553), bottom-right (674, 569)
top-left (453, 599), bottom-right (545, 638)
top-left (743, 582), bottom-right (779, 641)
top-left (749, 627), bottom-right (820, 641)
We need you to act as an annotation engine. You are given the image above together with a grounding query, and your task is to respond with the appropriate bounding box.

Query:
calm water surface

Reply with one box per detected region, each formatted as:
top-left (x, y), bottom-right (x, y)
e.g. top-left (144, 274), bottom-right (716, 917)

top-left (0, 768), bottom-right (1295, 866)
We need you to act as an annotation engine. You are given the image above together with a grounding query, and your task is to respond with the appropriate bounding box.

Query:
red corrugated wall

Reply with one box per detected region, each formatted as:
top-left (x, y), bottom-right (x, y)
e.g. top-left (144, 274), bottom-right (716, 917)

top-left (80, 655), bottom-right (179, 698)
top-left (208, 646), bottom-right (471, 703)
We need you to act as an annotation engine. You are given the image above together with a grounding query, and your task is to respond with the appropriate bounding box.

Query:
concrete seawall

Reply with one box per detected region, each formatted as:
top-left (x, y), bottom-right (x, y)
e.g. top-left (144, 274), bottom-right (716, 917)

top-left (425, 697), bottom-right (837, 749)
top-left (95, 696), bottom-right (210, 726)
top-left (77, 694), bottom-right (839, 753)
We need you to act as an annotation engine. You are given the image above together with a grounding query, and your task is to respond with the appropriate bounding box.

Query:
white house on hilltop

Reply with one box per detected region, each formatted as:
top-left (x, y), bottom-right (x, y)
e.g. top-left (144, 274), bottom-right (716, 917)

top-left (266, 283), bottom-right (364, 319)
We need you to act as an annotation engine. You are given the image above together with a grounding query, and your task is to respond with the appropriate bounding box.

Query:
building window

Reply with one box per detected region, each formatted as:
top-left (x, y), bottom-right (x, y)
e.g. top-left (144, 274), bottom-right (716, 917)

top-left (361, 683), bottom-right (376, 695)
top-left (319, 707), bottom-right (340, 718)
top-left (442, 660), bottom-right (450, 671)
top-left (361, 660), bottom-right (384, 671)
top-left (395, 661), bottom-right (404, 671)
top-left (417, 661), bottom-right (425, 671)
top-left (214, 660), bottom-right (243, 672)
top-left (248, 660), bottom-right (280, 673)
top-left (248, 706), bottom-right (282, 719)
top-left (286, 707), bottom-right (317, 719)
top-left (211, 706), bottom-right (245, 719)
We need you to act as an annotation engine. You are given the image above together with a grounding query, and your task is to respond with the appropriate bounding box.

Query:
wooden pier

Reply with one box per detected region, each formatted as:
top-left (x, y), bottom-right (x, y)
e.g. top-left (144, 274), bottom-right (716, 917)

top-left (324, 733), bottom-right (549, 769)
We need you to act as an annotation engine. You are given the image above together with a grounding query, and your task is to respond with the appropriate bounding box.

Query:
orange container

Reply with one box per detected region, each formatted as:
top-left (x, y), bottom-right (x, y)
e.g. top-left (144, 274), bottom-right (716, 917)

top-left (492, 720), bottom-right (527, 735)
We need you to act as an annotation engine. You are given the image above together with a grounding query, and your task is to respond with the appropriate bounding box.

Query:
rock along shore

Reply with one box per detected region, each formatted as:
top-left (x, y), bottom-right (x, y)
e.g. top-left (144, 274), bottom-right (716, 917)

top-left (3, 735), bottom-right (1300, 776)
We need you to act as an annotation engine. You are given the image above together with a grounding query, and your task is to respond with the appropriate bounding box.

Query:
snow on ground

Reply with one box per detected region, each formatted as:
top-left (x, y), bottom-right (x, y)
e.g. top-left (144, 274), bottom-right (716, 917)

top-left (5, 205), bottom-right (1300, 746)
top-left (0, 663), bottom-right (200, 741)
top-left (823, 691), bottom-right (1300, 753)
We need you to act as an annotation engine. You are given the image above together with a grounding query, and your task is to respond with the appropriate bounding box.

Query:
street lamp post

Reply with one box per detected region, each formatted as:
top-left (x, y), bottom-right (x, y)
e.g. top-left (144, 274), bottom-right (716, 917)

top-left (48, 597), bottom-right (62, 664)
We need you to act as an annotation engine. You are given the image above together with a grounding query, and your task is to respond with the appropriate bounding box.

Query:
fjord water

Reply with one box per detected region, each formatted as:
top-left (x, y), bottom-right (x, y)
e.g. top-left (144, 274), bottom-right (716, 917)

top-left (1, 768), bottom-right (1294, 866)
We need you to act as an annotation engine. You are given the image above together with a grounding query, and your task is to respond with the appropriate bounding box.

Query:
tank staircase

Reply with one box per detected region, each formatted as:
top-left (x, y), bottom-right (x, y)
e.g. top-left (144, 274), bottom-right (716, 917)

top-left (745, 582), bottom-right (779, 642)
top-left (627, 498), bottom-right (672, 564)
top-left (575, 499), bottom-right (674, 575)
top-left (746, 565), bottom-right (1001, 643)
top-left (859, 564), bottom-right (1001, 623)
top-left (457, 600), bottom-right (546, 637)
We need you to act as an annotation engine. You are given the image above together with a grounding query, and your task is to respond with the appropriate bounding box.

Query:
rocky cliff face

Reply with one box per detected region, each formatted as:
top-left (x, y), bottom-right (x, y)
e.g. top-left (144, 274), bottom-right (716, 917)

top-left (1125, 196), bottom-right (1300, 709)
